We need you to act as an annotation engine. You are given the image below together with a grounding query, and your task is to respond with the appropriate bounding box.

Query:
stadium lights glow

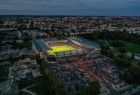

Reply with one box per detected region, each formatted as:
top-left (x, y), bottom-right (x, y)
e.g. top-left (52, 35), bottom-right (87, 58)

top-left (48, 45), bottom-right (74, 55)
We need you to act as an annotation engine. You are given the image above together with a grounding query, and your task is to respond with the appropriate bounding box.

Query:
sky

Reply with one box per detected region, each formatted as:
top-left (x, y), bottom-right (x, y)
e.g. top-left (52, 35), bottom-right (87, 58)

top-left (0, 0), bottom-right (140, 16)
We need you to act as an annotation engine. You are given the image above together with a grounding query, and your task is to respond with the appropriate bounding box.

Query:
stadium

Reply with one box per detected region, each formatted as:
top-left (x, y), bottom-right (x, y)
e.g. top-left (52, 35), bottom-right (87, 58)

top-left (32, 36), bottom-right (101, 58)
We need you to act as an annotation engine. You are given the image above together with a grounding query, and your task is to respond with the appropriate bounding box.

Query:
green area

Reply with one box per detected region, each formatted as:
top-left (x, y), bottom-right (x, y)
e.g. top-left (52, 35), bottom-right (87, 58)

top-left (14, 41), bottom-right (32, 49)
top-left (0, 65), bottom-right (8, 82)
top-left (113, 57), bottom-right (132, 69)
top-left (76, 81), bottom-right (100, 95)
top-left (19, 41), bottom-right (32, 48)
top-left (36, 59), bottom-right (66, 95)
top-left (97, 39), bottom-right (140, 85)
top-left (96, 40), bottom-right (140, 54)
top-left (125, 41), bottom-right (140, 54)
top-left (112, 56), bottom-right (140, 85)
top-left (122, 64), bottom-right (140, 84)
top-left (28, 86), bottom-right (38, 94)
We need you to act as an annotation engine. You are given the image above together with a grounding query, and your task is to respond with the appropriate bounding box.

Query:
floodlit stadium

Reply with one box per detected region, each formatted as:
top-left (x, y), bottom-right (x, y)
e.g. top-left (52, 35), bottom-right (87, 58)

top-left (46, 39), bottom-right (83, 57)
top-left (32, 36), bottom-right (101, 58)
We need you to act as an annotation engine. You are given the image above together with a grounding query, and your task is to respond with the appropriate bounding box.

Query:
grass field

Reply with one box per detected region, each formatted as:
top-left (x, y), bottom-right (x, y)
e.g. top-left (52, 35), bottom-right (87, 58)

top-left (96, 40), bottom-right (140, 54)
top-left (48, 45), bottom-right (74, 55)
top-left (125, 41), bottom-right (140, 54)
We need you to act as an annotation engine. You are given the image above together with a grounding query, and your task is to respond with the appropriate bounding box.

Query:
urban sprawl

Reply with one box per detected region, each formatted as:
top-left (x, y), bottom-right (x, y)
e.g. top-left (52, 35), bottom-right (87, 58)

top-left (0, 16), bottom-right (140, 95)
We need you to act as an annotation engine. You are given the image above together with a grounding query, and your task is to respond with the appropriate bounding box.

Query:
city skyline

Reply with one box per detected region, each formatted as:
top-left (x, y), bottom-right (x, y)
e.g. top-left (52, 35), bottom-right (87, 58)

top-left (0, 0), bottom-right (140, 16)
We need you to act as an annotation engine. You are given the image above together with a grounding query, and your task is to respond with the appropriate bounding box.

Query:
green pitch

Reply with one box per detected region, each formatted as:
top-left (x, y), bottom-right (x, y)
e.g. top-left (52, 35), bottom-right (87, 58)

top-left (48, 45), bottom-right (74, 55)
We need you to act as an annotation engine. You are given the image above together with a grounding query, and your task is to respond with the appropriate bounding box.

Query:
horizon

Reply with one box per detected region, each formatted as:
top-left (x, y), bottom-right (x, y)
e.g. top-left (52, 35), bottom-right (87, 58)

top-left (0, 0), bottom-right (140, 16)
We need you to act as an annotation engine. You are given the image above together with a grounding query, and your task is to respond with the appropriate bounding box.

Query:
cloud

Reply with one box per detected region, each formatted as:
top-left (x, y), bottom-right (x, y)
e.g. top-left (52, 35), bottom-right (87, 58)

top-left (0, 0), bottom-right (140, 15)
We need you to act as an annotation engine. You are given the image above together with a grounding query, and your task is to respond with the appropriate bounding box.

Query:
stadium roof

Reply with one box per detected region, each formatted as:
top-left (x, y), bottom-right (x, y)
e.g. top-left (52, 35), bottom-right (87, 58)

top-left (33, 38), bottom-right (50, 52)
top-left (69, 36), bottom-right (100, 49)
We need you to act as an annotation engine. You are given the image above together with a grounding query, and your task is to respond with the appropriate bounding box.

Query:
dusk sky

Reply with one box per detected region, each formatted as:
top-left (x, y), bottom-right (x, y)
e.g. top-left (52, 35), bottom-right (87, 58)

top-left (0, 0), bottom-right (140, 16)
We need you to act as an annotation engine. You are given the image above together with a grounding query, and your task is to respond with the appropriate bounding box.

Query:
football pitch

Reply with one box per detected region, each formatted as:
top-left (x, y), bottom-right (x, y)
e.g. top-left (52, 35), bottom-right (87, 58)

top-left (48, 45), bottom-right (74, 55)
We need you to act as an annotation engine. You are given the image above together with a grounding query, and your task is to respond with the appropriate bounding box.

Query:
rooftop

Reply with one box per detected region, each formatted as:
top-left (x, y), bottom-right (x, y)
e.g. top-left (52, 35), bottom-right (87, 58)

top-left (33, 38), bottom-right (50, 52)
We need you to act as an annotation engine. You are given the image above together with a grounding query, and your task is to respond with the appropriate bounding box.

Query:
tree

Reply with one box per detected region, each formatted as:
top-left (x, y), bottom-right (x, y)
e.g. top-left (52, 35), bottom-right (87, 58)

top-left (77, 85), bottom-right (90, 95)
top-left (122, 64), bottom-right (140, 84)
top-left (113, 57), bottom-right (132, 69)
top-left (37, 59), bottom-right (66, 95)
top-left (111, 40), bottom-right (125, 47)
top-left (76, 81), bottom-right (100, 95)
top-left (132, 53), bottom-right (135, 59)
top-left (101, 44), bottom-right (110, 56)
top-left (118, 47), bottom-right (127, 53)
top-left (89, 81), bottom-right (101, 95)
